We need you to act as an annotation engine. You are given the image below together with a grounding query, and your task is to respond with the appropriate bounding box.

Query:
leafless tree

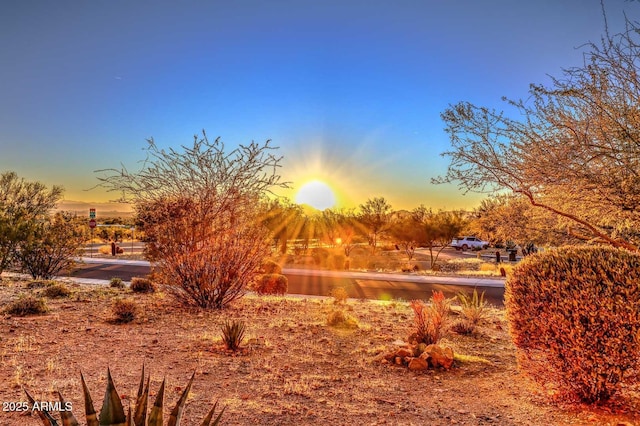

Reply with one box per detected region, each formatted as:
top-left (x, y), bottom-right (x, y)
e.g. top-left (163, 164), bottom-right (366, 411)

top-left (97, 131), bottom-right (287, 309)
top-left (436, 17), bottom-right (640, 251)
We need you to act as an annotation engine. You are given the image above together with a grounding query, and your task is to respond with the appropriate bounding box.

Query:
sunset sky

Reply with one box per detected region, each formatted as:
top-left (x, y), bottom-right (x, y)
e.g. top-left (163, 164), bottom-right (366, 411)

top-left (1, 1), bottom-right (637, 212)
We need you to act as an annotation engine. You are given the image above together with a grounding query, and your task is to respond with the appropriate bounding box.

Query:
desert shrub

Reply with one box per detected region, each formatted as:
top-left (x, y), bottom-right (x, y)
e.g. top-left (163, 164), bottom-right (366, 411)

top-left (109, 277), bottom-right (125, 289)
top-left (98, 245), bottom-right (111, 255)
top-left (410, 291), bottom-right (450, 345)
top-left (327, 309), bottom-right (358, 328)
top-left (111, 298), bottom-right (138, 323)
top-left (260, 259), bottom-right (282, 274)
top-left (42, 282), bottom-right (71, 298)
top-left (220, 319), bottom-right (246, 351)
top-left (253, 274), bottom-right (288, 295)
top-left (505, 246), bottom-right (640, 403)
top-left (457, 289), bottom-right (488, 325)
top-left (330, 286), bottom-right (349, 304)
top-left (16, 212), bottom-right (85, 279)
top-left (4, 295), bottom-right (48, 316)
top-left (130, 277), bottom-right (155, 293)
top-left (97, 133), bottom-right (284, 310)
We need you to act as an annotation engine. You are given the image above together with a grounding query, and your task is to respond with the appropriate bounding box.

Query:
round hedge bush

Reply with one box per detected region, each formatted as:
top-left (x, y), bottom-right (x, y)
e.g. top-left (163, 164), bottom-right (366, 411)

top-left (254, 274), bottom-right (288, 295)
top-left (260, 260), bottom-right (282, 274)
top-left (505, 246), bottom-right (640, 403)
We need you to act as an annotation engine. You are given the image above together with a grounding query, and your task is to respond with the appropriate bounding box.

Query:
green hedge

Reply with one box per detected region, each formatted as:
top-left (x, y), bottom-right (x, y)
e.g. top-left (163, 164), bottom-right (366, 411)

top-left (505, 246), bottom-right (640, 403)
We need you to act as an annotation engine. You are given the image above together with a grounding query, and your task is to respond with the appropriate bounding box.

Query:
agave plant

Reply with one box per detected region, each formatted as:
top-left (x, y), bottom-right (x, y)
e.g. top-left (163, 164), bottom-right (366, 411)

top-left (24, 365), bottom-right (224, 426)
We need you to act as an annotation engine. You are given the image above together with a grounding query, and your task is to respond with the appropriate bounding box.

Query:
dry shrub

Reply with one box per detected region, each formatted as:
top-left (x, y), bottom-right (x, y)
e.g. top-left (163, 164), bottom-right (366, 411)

top-left (330, 286), bottom-right (349, 304)
top-left (506, 246), bottom-right (640, 403)
top-left (451, 319), bottom-right (476, 335)
top-left (327, 309), bottom-right (358, 329)
top-left (4, 295), bottom-right (48, 316)
top-left (260, 259), bottom-right (282, 274)
top-left (111, 298), bottom-right (138, 323)
top-left (42, 282), bottom-right (71, 298)
top-left (98, 245), bottom-right (111, 255)
top-left (410, 291), bottom-right (450, 345)
top-left (130, 277), bottom-right (155, 293)
top-left (109, 277), bottom-right (125, 289)
top-left (253, 274), bottom-right (288, 295)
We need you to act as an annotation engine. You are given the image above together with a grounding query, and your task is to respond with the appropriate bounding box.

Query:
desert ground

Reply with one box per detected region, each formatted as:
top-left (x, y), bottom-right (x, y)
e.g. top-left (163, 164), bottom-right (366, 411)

top-left (1, 277), bottom-right (639, 426)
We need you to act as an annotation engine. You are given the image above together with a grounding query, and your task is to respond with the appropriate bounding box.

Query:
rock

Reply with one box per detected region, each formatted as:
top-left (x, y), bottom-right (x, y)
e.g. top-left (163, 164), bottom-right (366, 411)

top-left (394, 356), bottom-right (403, 365)
top-left (420, 344), bottom-right (454, 370)
top-left (396, 348), bottom-right (412, 358)
top-left (384, 352), bottom-right (396, 362)
top-left (413, 343), bottom-right (428, 357)
top-left (408, 357), bottom-right (428, 372)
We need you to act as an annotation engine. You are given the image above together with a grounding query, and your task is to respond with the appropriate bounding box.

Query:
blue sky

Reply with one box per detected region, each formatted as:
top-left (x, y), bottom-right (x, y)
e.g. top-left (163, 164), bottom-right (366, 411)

top-left (0, 1), bottom-right (637, 211)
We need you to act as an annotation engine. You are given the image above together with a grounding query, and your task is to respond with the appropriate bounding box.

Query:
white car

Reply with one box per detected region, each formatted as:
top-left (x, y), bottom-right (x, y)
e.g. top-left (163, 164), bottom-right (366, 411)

top-left (450, 236), bottom-right (489, 251)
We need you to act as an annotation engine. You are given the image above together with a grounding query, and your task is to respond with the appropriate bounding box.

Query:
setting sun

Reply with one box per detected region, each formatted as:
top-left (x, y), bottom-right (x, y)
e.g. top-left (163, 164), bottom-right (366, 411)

top-left (295, 180), bottom-right (336, 210)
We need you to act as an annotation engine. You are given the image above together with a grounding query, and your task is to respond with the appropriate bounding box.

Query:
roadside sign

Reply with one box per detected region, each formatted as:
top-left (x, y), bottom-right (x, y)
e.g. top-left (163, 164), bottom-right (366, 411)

top-left (89, 208), bottom-right (96, 219)
top-left (89, 219), bottom-right (97, 228)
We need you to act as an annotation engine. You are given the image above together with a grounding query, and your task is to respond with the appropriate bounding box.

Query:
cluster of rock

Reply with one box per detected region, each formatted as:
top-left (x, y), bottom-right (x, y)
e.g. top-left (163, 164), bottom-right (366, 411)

top-left (382, 342), bottom-right (454, 372)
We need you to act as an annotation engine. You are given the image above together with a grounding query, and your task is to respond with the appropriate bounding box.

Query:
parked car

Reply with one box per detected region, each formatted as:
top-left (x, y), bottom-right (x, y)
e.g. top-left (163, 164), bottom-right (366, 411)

top-left (450, 236), bottom-right (490, 251)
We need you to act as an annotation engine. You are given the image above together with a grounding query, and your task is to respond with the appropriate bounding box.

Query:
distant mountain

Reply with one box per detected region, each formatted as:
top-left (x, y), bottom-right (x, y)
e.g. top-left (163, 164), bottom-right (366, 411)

top-left (56, 200), bottom-right (134, 218)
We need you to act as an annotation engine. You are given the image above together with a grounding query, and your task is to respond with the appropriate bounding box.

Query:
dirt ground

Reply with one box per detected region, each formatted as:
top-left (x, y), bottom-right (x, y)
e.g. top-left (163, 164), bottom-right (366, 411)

top-left (0, 278), bottom-right (638, 426)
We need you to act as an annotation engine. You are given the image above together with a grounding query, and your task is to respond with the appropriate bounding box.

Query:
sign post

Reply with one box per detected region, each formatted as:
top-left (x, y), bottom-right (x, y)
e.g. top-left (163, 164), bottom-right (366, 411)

top-left (89, 209), bottom-right (96, 258)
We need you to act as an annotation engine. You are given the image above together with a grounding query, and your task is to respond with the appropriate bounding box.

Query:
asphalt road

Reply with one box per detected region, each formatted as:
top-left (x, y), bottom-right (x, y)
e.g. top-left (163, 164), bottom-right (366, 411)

top-left (70, 259), bottom-right (506, 306)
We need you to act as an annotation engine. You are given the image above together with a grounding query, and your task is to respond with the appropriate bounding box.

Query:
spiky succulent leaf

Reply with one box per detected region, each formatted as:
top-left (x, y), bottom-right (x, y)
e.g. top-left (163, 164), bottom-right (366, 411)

top-left (200, 400), bottom-right (225, 426)
top-left (99, 368), bottom-right (127, 426)
top-left (136, 364), bottom-right (145, 400)
top-left (57, 391), bottom-right (79, 426)
top-left (24, 388), bottom-right (58, 426)
top-left (134, 376), bottom-right (149, 426)
top-left (147, 378), bottom-right (165, 426)
top-left (126, 405), bottom-right (133, 426)
top-left (80, 372), bottom-right (99, 426)
top-left (167, 372), bottom-right (195, 426)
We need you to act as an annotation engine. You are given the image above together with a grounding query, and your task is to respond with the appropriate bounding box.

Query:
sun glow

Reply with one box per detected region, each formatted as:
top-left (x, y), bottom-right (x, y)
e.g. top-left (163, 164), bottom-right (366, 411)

top-left (295, 180), bottom-right (336, 211)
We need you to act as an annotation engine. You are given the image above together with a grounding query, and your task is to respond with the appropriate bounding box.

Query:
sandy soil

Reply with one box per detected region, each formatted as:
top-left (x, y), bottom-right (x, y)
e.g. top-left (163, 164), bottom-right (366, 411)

top-left (0, 278), bottom-right (638, 426)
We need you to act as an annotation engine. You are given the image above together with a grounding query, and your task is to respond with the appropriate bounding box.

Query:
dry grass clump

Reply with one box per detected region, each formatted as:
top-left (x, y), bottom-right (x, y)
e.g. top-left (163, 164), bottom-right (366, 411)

top-left (130, 277), bottom-right (155, 293)
top-left (329, 286), bottom-right (349, 304)
top-left (109, 277), bottom-right (125, 289)
top-left (42, 282), bottom-right (71, 298)
top-left (4, 295), bottom-right (48, 316)
top-left (111, 298), bottom-right (138, 323)
top-left (327, 309), bottom-right (359, 329)
top-left (26, 280), bottom-right (54, 289)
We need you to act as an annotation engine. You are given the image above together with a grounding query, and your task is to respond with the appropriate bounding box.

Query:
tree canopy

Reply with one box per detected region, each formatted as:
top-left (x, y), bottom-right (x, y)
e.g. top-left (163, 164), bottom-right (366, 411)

top-left (436, 18), bottom-right (640, 251)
